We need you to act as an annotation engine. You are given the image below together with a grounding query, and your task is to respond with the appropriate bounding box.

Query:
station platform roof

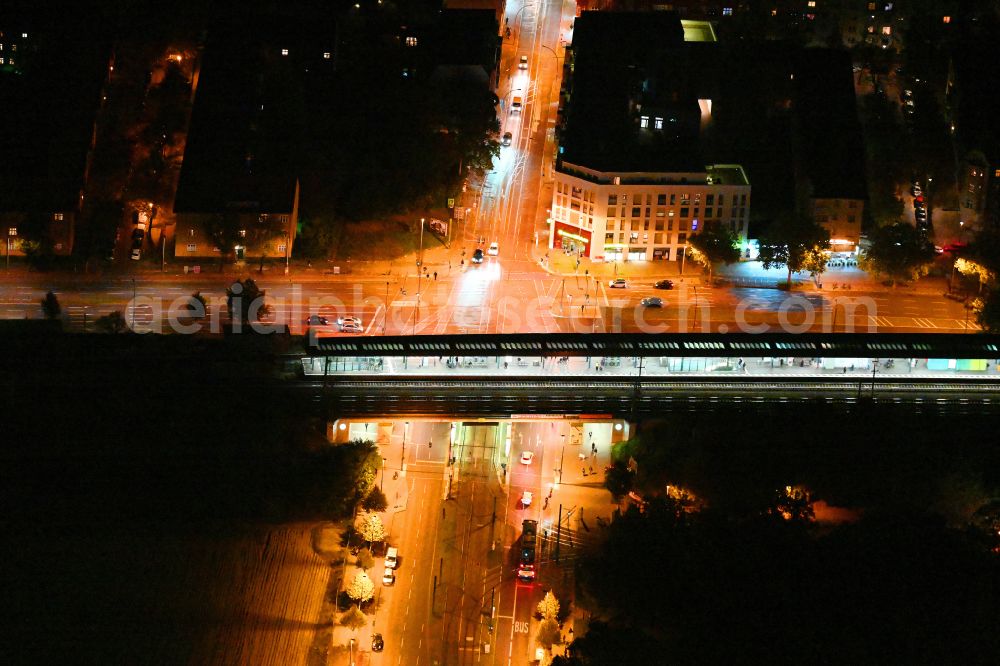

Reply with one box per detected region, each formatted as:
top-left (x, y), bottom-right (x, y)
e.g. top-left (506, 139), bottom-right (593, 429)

top-left (309, 333), bottom-right (1000, 360)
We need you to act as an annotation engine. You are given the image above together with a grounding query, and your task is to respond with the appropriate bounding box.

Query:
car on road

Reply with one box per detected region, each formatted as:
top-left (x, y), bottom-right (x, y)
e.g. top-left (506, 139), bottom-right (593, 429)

top-left (130, 247), bottom-right (141, 261)
top-left (519, 55), bottom-right (528, 70)
top-left (382, 567), bottom-right (395, 586)
top-left (641, 297), bottom-right (663, 308)
top-left (488, 241), bottom-right (499, 256)
top-left (654, 279), bottom-right (674, 290)
top-left (132, 227), bottom-right (145, 243)
top-left (304, 315), bottom-right (329, 326)
top-left (372, 634), bottom-right (384, 652)
top-left (911, 183), bottom-right (923, 197)
top-left (385, 547), bottom-right (398, 569)
top-left (520, 451), bottom-right (534, 465)
top-left (914, 195), bottom-right (925, 207)
top-left (517, 545), bottom-right (536, 582)
top-left (521, 491), bottom-right (533, 507)
top-left (502, 131), bottom-right (512, 146)
top-left (338, 316), bottom-right (363, 333)
top-left (522, 519), bottom-right (537, 541)
top-left (608, 278), bottom-right (628, 289)
top-left (915, 208), bottom-right (927, 220)
top-left (472, 248), bottom-right (484, 264)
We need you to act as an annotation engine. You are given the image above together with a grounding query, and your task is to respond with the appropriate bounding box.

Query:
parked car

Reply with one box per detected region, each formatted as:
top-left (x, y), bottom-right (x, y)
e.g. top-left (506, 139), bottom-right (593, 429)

top-left (132, 228), bottom-right (145, 242)
top-left (519, 55), bottom-right (528, 70)
top-left (521, 491), bottom-right (533, 507)
top-left (338, 316), bottom-right (363, 333)
top-left (608, 278), bottom-right (628, 289)
top-left (304, 315), bottom-right (329, 326)
top-left (130, 247), bottom-right (142, 261)
top-left (502, 132), bottom-right (513, 146)
top-left (372, 634), bottom-right (384, 652)
top-left (641, 297), bottom-right (663, 308)
top-left (385, 547), bottom-right (398, 569)
top-left (653, 279), bottom-right (674, 290)
top-left (472, 248), bottom-right (484, 264)
top-left (520, 451), bottom-right (534, 465)
top-left (488, 241), bottom-right (499, 256)
top-left (382, 567), bottom-right (395, 586)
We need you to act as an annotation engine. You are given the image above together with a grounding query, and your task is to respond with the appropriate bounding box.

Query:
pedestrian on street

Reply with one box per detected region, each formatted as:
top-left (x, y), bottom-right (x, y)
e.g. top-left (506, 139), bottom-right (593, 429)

top-left (433, 271), bottom-right (438, 280)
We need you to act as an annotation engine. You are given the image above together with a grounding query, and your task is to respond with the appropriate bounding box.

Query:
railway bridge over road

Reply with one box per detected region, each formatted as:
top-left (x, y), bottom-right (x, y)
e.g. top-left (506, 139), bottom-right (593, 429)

top-left (299, 332), bottom-right (1000, 416)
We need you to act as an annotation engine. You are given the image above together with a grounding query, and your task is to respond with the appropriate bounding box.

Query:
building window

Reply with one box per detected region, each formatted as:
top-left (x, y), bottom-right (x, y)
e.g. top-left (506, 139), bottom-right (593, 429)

top-left (281, 48), bottom-right (289, 56)
top-left (723, 7), bottom-right (733, 16)
top-left (807, 0), bottom-right (816, 6)
top-left (882, 26), bottom-right (891, 35)
top-left (657, 194), bottom-right (666, 205)
top-left (405, 36), bottom-right (418, 47)
top-left (631, 207), bottom-right (641, 217)
top-left (239, 229), bottom-right (247, 238)
top-left (680, 207), bottom-right (689, 218)
top-left (942, 16), bottom-right (951, 24)
top-left (53, 213), bottom-right (64, 221)
top-left (187, 243), bottom-right (197, 252)
top-left (323, 52), bottom-right (331, 59)
top-left (654, 117), bottom-right (663, 130)
top-left (189, 229), bottom-right (195, 237)
top-left (278, 214), bottom-right (289, 223)
top-left (640, 116), bottom-right (649, 129)
top-left (277, 244), bottom-right (287, 253)
top-left (608, 194), bottom-right (618, 205)
top-left (706, 194), bottom-right (714, 206)
top-left (606, 233), bottom-right (614, 242)
top-left (8, 227), bottom-right (17, 236)
top-left (0, 57), bottom-right (4, 65)
top-left (669, 194), bottom-right (676, 205)
top-left (848, 215), bottom-right (856, 224)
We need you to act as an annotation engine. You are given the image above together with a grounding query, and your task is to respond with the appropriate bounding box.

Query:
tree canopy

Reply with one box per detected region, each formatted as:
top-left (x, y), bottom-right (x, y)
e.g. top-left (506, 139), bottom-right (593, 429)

top-left (358, 514), bottom-right (385, 544)
top-left (859, 221), bottom-right (936, 284)
top-left (345, 571), bottom-right (374, 603)
top-left (687, 223), bottom-right (741, 281)
top-left (756, 212), bottom-right (830, 287)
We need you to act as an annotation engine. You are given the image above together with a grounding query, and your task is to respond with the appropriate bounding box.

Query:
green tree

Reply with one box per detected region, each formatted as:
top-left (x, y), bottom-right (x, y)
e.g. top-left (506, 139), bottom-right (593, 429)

top-left (356, 548), bottom-right (375, 570)
top-left (186, 291), bottom-right (207, 318)
top-left (536, 590), bottom-right (560, 622)
top-left (205, 211), bottom-right (243, 267)
top-left (859, 222), bottom-right (936, 285)
top-left (756, 212), bottom-right (830, 287)
top-left (358, 514), bottom-right (385, 545)
top-left (688, 223), bottom-right (741, 282)
top-left (40, 291), bottom-right (61, 320)
top-left (345, 571), bottom-right (375, 603)
top-left (603, 460), bottom-right (635, 502)
top-left (96, 311), bottom-right (129, 334)
top-left (362, 487), bottom-right (388, 513)
top-left (339, 605), bottom-right (368, 630)
top-left (972, 288), bottom-right (1000, 333)
top-left (225, 278), bottom-right (271, 323)
top-left (536, 618), bottom-right (561, 650)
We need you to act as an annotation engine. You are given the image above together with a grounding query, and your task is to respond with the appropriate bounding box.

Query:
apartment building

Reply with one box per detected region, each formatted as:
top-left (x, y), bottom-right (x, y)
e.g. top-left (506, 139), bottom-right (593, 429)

top-left (551, 164), bottom-right (750, 261)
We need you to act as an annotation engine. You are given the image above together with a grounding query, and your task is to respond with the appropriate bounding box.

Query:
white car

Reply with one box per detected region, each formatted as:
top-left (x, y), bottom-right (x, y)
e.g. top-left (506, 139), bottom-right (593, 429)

top-left (608, 278), bottom-right (628, 289)
top-left (338, 316), bottom-right (363, 333)
top-left (520, 451), bottom-right (534, 465)
top-left (519, 55), bottom-right (528, 70)
top-left (521, 491), bottom-right (533, 507)
top-left (382, 567), bottom-right (395, 586)
top-left (488, 242), bottom-right (499, 256)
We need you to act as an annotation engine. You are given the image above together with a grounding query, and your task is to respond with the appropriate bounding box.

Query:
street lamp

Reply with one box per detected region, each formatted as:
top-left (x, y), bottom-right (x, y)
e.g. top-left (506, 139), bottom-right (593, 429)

top-left (401, 421), bottom-right (409, 470)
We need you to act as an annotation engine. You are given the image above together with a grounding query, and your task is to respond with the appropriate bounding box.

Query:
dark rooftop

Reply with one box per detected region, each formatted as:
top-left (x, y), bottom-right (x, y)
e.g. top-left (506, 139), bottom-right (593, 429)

top-left (0, 8), bottom-right (111, 212)
top-left (559, 11), bottom-right (704, 174)
top-left (792, 48), bottom-right (867, 200)
top-left (174, 16), bottom-right (309, 214)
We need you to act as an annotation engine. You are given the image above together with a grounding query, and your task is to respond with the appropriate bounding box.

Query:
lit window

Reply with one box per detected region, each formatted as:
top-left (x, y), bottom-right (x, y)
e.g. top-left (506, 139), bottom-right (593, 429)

top-left (281, 48), bottom-right (289, 56)
top-left (882, 26), bottom-right (891, 35)
top-left (405, 36), bottom-right (417, 47)
top-left (867, 2), bottom-right (875, 9)
top-left (995, 169), bottom-right (1000, 178)
top-left (771, 9), bottom-right (778, 16)
top-left (654, 117), bottom-right (663, 130)
top-left (323, 52), bottom-right (331, 59)
top-left (723, 7), bottom-right (733, 16)
top-left (189, 229), bottom-right (195, 237)
top-left (942, 16), bottom-right (951, 24)
top-left (0, 43), bottom-right (3, 51)
top-left (640, 116), bottom-right (649, 128)
top-left (807, 0), bottom-right (816, 6)
top-left (867, 25), bottom-right (875, 34)
top-left (187, 243), bottom-right (197, 252)
top-left (53, 213), bottom-right (64, 221)
top-left (22, 33), bottom-right (28, 38)
top-left (0, 57), bottom-right (4, 65)
top-left (8, 227), bottom-right (17, 236)
top-left (7, 58), bottom-right (12, 66)
top-left (277, 244), bottom-right (287, 253)
top-left (239, 229), bottom-right (247, 238)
